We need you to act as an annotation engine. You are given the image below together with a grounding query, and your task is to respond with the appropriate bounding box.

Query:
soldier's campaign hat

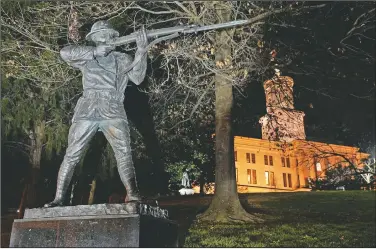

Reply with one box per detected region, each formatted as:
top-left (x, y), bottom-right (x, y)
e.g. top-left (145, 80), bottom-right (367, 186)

top-left (86, 20), bottom-right (119, 41)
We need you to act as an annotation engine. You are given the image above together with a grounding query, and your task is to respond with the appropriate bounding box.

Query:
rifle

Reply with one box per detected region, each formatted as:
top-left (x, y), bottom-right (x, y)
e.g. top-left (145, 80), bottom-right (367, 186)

top-left (107, 19), bottom-right (253, 47)
top-left (109, 19), bottom-right (252, 74)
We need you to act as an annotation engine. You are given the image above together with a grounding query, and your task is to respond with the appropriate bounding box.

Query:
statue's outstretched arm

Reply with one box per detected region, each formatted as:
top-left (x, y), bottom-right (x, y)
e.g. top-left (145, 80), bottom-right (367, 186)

top-left (127, 27), bottom-right (148, 85)
top-left (127, 49), bottom-right (147, 85)
top-left (60, 46), bottom-right (95, 69)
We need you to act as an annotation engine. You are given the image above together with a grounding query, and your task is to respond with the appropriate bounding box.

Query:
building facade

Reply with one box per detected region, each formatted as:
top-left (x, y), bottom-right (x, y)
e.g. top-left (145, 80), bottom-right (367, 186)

top-left (234, 76), bottom-right (368, 193)
top-left (234, 137), bottom-right (368, 192)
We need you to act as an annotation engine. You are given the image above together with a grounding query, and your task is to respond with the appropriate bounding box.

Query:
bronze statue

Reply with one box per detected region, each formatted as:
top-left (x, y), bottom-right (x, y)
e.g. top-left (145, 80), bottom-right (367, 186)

top-left (45, 20), bottom-right (148, 207)
top-left (45, 18), bottom-right (261, 207)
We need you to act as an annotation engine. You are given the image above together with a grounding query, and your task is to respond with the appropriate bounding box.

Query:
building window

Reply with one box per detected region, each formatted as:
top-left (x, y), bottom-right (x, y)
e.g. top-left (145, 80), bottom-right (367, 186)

top-left (252, 169), bottom-right (257, 184)
top-left (288, 173), bottom-right (292, 188)
top-left (235, 151), bottom-right (237, 161)
top-left (297, 173), bottom-right (300, 188)
top-left (236, 168), bottom-right (238, 182)
top-left (247, 169), bottom-right (251, 184)
top-left (247, 169), bottom-right (257, 184)
top-left (264, 155), bottom-right (268, 165)
top-left (283, 173), bottom-right (292, 188)
top-left (316, 162), bottom-right (322, 172)
top-left (270, 171), bottom-right (275, 186)
top-left (246, 153), bottom-right (250, 163)
top-left (265, 155), bottom-right (273, 165)
top-left (281, 157), bottom-right (290, 167)
top-left (265, 171), bottom-right (270, 185)
top-left (251, 153), bottom-right (256, 164)
top-left (304, 177), bottom-right (309, 187)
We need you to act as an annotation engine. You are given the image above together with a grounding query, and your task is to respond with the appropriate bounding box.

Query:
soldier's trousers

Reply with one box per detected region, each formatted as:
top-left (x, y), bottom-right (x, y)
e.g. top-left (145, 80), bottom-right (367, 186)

top-left (53, 119), bottom-right (138, 203)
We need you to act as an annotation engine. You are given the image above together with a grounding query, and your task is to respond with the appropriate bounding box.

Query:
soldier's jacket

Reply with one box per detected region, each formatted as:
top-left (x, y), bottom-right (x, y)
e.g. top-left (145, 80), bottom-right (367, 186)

top-left (60, 46), bottom-right (147, 122)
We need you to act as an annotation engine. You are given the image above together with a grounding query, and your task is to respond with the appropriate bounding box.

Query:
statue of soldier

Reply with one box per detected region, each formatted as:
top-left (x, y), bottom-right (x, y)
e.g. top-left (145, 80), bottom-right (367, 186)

top-left (45, 20), bottom-right (148, 207)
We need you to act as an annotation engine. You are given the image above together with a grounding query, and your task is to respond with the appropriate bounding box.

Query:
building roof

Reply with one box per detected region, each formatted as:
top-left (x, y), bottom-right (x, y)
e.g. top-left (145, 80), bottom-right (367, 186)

top-left (234, 136), bottom-right (369, 159)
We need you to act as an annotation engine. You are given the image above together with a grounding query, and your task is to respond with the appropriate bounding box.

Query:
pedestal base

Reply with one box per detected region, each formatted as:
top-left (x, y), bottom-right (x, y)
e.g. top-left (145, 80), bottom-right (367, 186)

top-left (10, 203), bottom-right (178, 247)
top-left (178, 188), bottom-right (195, 195)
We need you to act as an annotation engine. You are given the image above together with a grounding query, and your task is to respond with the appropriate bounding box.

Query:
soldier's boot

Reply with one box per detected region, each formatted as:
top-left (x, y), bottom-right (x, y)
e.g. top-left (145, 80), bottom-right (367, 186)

top-left (44, 199), bottom-right (64, 208)
top-left (44, 159), bottom-right (76, 208)
top-left (117, 155), bottom-right (141, 202)
top-left (124, 177), bottom-right (142, 202)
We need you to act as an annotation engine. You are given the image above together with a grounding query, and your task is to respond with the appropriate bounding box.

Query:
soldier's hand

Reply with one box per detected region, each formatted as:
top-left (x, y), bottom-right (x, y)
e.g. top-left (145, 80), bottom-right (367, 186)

top-left (94, 45), bottom-right (114, 57)
top-left (136, 26), bottom-right (148, 50)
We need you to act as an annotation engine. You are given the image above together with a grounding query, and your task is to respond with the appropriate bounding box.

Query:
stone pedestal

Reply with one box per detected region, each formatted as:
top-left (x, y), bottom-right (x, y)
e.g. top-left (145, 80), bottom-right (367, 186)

top-left (10, 203), bottom-right (178, 248)
top-left (178, 188), bottom-right (195, 195)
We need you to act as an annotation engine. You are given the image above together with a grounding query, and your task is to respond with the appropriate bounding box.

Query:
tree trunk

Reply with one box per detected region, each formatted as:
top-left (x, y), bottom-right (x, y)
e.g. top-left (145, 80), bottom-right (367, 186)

top-left (24, 121), bottom-right (45, 209)
top-left (17, 184), bottom-right (27, 218)
top-left (199, 3), bottom-right (262, 223)
top-left (88, 178), bottom-right (97, 205)
top-left (199, 168), bottom-right (205, 195)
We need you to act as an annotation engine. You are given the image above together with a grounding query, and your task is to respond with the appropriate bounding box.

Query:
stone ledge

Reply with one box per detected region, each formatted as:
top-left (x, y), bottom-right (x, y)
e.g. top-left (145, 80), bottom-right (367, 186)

top-left (10, 214), bottom-right (178, 247)
top-left (24, 203), bottom-right (169, 219)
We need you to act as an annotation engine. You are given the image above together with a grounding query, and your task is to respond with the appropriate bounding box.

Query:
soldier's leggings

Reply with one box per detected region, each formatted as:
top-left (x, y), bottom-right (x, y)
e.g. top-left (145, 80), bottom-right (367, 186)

top-left (52, 119), bottom-right (139, 204)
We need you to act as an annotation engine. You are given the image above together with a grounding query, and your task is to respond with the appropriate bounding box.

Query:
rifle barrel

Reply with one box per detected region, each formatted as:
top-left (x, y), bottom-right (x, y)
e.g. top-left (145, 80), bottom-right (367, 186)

top-left (183, 19), bottom-right (251, 34)
top-left (108, 26), bottom-right (186, 46)
top-left (107, 19), bottom-right (250, 46)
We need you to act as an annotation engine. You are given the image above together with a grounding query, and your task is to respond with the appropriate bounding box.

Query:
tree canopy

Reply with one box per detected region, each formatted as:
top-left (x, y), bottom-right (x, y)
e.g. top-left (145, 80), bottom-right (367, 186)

top-left (1, 1), bottom-right (374, 216)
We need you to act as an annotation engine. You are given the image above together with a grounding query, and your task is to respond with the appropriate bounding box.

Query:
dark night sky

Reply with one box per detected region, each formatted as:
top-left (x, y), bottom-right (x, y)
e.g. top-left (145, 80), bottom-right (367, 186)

top-left (233, 2), bottom-right (375, 150)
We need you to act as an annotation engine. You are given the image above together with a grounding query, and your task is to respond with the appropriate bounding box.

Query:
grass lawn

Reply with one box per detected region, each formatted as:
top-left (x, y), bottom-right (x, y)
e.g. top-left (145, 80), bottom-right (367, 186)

top-left (160, 191), bottom-right (376, 247)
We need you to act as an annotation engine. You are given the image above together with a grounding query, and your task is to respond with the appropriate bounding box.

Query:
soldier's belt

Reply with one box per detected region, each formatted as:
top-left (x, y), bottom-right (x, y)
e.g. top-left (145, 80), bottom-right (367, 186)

top-left (82, 90), bottom-right (124, 102)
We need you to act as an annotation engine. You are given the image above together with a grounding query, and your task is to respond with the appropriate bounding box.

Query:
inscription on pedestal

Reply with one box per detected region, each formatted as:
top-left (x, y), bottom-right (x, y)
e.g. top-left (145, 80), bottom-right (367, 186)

top-left (10, 204), bottom-right (177, 248)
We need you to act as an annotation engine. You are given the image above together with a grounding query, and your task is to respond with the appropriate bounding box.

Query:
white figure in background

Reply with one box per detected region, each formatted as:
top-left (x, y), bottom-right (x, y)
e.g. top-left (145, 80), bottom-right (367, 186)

top-left (181, 170), bottom-right (190, 188)
top-left (179, 170), bottom-right (194, 195)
